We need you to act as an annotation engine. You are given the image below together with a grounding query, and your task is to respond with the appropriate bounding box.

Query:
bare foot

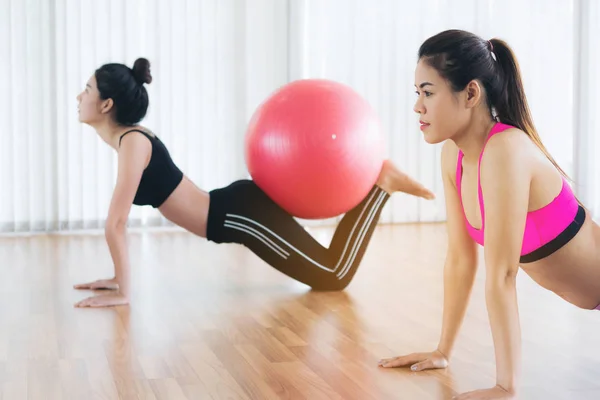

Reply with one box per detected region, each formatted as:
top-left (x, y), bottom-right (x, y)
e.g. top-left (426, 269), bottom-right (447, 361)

top-left (376, 160), bottom-right (435, 199)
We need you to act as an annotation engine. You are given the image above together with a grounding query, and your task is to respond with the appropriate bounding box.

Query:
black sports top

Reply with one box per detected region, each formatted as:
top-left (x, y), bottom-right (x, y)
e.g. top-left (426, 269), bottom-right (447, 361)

top-left (119, 129), bottom-right (184, 208)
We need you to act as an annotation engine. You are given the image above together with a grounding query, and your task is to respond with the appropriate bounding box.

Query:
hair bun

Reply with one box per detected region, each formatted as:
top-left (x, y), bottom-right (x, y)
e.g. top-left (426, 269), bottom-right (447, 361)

top-left (132, 58), bottom-right (152, 85)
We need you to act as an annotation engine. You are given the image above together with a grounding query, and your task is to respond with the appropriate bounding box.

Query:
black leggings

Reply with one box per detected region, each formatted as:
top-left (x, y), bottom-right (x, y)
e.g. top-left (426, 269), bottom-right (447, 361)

top-left (206, 180), bottom-right (389, 290)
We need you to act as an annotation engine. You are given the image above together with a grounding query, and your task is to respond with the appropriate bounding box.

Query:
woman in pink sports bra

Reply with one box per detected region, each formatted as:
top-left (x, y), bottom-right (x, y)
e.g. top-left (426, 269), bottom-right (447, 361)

top-left (378, 29), bottom-right (600, 399)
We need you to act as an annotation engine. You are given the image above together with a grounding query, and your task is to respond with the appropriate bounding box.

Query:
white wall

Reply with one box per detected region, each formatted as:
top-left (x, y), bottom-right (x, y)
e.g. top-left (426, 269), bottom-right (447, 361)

top-left (0, 0), bottom-right (596, 234)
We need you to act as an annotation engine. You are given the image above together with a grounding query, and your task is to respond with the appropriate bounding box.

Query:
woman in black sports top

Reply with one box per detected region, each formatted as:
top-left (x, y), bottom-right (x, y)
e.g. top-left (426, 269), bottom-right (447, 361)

top-left (73, 58), bottom-right (435, 307)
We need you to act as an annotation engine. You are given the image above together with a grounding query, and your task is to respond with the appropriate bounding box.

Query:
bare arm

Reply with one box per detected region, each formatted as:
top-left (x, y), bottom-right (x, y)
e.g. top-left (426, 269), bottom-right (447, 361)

top-left (378, 140), bottom-right (478, 370)
top-left (105, 132), bottom-right (152, 299)
top-left (479, 130), bottom-right (530, 394)
top-left (74, 131), bottom-right (151, 307)
top-left (437, 140), bottom-right (480, 359)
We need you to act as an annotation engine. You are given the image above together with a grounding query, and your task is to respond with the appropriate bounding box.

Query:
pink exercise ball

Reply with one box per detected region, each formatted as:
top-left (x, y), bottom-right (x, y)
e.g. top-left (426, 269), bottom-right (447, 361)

top-left (244, 79), bottom-right (385, 219)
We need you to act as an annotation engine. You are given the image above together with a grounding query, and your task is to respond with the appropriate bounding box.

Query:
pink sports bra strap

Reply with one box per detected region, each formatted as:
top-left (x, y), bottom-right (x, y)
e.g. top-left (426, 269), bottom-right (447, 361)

top-left (456, 150), bottom-right (464, 193)
top-left (456, 122), bottom-right (515, 231)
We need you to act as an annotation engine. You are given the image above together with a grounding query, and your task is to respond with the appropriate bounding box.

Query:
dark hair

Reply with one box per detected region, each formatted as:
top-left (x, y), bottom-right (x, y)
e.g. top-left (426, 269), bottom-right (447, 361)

top-left (95, 58), bottom-right (152, 126)
top-left (418, 29), bottom-right (569, 180)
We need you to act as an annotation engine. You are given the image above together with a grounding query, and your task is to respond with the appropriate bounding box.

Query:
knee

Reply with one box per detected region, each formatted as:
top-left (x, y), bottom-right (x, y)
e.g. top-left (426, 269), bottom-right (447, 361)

top-left (310, 277), bottom-right (351, 291)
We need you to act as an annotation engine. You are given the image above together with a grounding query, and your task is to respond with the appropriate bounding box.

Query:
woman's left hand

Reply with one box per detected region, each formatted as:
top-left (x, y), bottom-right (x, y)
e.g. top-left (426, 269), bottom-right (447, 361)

top-left (74, 293), bottom-right (129, 307)
top-left (453, 385), bottom-right (516, 399)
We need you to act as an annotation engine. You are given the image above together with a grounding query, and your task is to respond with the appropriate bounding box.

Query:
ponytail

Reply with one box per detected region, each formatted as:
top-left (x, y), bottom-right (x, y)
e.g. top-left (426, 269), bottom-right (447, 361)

top-left (490, 38), bottom-right (571, 181)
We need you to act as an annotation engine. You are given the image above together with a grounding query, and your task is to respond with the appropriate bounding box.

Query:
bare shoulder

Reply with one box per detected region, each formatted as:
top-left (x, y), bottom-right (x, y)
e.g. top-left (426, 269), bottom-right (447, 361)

top-left (117, 130), bottom-right (153, 171)
top-left (440, 139), bottom-right (460, 185)
top-left (485, 126), bottom-right (534, 152)
top-left (482, 127), bottom-right (535, 171)
top-left (119, 125), bottom-right (156, 143)
top-left (118, 128), bottom-right (153, 149)
top-left (487, 126), bottom-right (529, 146)
top-left (441, 138), bottom-right (460, 160)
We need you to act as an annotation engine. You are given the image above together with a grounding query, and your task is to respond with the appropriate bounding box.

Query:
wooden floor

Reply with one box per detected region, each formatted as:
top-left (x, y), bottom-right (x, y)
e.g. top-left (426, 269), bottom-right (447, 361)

top-left (1, 223), bottom-right (599, 399)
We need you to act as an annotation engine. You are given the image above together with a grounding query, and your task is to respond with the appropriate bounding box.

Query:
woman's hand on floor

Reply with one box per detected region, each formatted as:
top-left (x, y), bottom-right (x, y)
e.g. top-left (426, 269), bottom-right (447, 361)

top-left (378, 349), bottom-right (449, 371)
top-left (74, 278), bottom-right (119, 290)
top-left (74, 293), bottom-right (129, 308)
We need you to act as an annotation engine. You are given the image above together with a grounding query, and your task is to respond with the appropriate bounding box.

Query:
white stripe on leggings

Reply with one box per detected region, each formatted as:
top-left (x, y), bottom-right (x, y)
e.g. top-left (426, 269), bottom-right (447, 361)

top-left (225, 189), bottom-right (380, 273)
top-left (330, 189), bottom-right (379, 272)
top-left (223, 189), bottom-right (386, 278)
top-left (336, 191), bottom-right (387, 279)
top-left (223, 223), bottom-right (289, 259)
top-left (224, 220), bottom-right (290, 257)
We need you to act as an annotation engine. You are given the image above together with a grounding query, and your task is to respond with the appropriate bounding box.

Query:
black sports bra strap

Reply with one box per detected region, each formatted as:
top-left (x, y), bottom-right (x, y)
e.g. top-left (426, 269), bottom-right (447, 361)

top-left (119, 129), bottom-right (155, 146)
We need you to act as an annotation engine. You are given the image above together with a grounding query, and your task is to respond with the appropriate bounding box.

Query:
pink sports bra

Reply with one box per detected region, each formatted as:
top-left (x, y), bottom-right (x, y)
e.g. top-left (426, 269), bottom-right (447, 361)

top-left (456, 122), bottom-right (584, 263)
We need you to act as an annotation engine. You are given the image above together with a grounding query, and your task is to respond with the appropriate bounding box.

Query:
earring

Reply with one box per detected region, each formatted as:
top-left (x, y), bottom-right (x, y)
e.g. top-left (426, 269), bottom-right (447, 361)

top-left (491, 106), bottom-right (499, 122)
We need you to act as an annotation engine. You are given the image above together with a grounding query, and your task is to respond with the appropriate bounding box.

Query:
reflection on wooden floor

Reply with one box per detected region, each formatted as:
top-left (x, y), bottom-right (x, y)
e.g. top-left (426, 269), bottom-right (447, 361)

top-left (1, 222), bottom-right (599, 399)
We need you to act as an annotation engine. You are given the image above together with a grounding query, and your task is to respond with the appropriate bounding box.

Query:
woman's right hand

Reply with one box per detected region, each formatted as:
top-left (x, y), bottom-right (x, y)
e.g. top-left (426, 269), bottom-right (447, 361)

top-left (73, 278), bottom-right (119, 290)
top-left (378, 349), bottom-right (449, 371)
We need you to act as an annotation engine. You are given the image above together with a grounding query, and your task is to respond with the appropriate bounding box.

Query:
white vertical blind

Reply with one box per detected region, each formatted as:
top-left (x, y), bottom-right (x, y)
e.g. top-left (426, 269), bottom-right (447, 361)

top-left (0, 0), bottom-right (596, 234)
top-left (573, 0), bottom-right (600, 217)
top-left (1, 0), bottom-right (289, 233)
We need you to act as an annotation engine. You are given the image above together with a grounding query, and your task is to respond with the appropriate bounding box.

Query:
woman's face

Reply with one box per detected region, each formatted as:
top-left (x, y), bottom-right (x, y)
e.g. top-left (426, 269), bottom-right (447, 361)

top-left (413, 59), bottom-right (471, 144)
top-left (76, 75), bottom-right (110, 125)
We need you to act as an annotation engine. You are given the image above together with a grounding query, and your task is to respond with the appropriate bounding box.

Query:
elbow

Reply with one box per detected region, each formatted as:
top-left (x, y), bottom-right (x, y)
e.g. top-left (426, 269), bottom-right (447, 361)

top-left (105, 217), bottom-right (127, 237)
top-left (484, 266), bottom-right (520, 318)
top-left (445, 253), bottom-right (479, 277)
top-left (447, 246), bottom-right (479, 272)
top-left (485, 264), bottom-right (518, 292)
